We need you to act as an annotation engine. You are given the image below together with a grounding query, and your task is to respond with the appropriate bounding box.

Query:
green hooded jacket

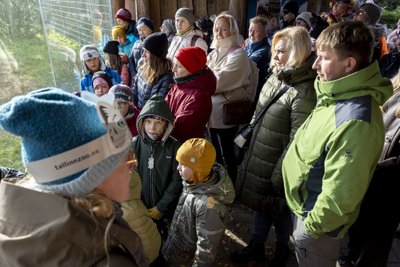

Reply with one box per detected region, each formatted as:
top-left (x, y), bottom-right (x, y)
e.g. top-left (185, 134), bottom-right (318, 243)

top-left (282, 61), bottom-right (393, 238)
top-left (133, 95), bottom-right (182, 216)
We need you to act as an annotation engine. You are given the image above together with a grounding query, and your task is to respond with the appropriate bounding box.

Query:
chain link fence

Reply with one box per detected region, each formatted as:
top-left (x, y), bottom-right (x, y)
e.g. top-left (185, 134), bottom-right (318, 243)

top-left (40, 0), bottom-right (113, 48)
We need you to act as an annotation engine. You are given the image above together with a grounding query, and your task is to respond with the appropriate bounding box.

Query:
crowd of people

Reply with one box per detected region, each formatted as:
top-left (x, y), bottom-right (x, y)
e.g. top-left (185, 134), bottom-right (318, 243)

top-left (0, 1), bottom-right (399, 267)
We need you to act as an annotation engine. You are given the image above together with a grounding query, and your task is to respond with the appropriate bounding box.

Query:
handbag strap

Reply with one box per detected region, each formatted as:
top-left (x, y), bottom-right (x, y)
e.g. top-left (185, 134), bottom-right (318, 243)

top-left (250, 84), bottom-right (291, 128)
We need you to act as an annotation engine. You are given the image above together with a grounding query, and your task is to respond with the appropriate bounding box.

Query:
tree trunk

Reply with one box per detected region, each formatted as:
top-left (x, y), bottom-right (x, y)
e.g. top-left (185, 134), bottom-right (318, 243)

top-left (229, 0), bottom-right (246, 34)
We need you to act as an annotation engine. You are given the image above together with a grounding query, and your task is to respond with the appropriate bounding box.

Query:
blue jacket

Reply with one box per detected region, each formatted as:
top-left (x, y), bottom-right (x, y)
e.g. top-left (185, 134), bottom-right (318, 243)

top-left (132, 71), bottom-right (174, 109)
top-left (80, 66), bottom-right (122, 93)
top-left (119, 39), bottom-right (135, 57)
top-left (244, 37), bottom-right (271, 95)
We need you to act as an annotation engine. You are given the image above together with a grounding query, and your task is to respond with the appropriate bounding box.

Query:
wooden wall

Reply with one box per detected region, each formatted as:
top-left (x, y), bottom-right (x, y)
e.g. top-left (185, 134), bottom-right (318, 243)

top-left (111, 0), bottom-right (325, 35)
top-left (112, 0), bottom-right (248, 34)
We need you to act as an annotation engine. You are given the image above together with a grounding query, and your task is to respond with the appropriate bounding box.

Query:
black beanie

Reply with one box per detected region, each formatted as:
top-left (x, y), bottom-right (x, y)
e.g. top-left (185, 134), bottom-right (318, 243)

top-left (143, 32), bottom-right (169, 59)
top-left (103, 40), bottom-right (119, 56)
top-left (283, 1), bottom-right (299, 15)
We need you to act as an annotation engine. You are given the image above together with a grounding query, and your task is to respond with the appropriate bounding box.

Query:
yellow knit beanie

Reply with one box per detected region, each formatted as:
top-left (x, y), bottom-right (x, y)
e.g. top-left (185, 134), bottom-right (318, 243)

top-left (112, 25), bottom-right (126, 40)
top-left (176, 138), bottom-right (216, 183)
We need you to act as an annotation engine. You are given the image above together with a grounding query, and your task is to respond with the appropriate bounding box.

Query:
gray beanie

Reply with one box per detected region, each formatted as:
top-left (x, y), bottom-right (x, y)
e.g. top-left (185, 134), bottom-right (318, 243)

top-left (360, 3), bottom-right (381, 25)
top-left (163, 19), bottom-right (176, 34)
top-left (175, 7), bottom-right (195, 25)
top-left (296, 12), bottom-right (313, 29)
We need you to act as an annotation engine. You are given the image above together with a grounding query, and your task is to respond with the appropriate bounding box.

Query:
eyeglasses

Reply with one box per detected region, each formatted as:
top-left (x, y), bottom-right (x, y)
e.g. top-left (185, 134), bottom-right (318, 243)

top-left (283, 10), bottom-right (289, 14)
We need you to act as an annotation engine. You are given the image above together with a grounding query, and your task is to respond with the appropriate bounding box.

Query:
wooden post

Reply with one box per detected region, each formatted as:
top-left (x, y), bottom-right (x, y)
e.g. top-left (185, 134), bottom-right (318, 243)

top-left (193, 0), bottom-right (208, 19)
top-left (229, 0), bottom-right (246, 34)
top-left (177, 0), bottom-right (193, 9)
top-left (149, 0), bottom-right (161, 29)
top-left (161, 0), bottom-right (178, 20)
top-left (136, 0), bottom-right (150, 18)
top-left (111, 0), bottom-right (125, 19)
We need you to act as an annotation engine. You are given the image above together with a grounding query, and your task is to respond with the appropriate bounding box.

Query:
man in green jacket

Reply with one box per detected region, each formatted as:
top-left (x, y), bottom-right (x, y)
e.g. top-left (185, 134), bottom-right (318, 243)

top-left (282, 21), bottom-right (393, 267)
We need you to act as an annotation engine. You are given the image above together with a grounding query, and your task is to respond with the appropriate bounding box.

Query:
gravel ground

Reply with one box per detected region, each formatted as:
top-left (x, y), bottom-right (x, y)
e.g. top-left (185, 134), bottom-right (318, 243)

top-left (214, 201), bottom-right (298, 267)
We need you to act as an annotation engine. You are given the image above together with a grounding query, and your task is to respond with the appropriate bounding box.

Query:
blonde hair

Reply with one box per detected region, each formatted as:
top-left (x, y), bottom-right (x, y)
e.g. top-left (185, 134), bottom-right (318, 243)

top-left (316, 21), bottom-right (374, 70)
top-left (211, 14), bottom-right (243, 48)
top-left (73, 188), bottom-right (114, 218)
top-left (270, 26), bottom-right (312, 70)
top-left (249, 15), bottom-right (268, 29)
top-left (392, 71), bottom-right (400, 93)
top-left (140, 53), bottom-right (172, 85)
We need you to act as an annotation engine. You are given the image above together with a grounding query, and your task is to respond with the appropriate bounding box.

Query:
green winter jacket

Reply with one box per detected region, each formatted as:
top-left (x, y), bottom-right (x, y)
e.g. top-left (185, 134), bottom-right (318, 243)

top-left (282, 61), bottom-right (393, 238)
top-left (236, 54), bottom-right (317, 216)
top-left (133, 95), bottom-right (182, 217)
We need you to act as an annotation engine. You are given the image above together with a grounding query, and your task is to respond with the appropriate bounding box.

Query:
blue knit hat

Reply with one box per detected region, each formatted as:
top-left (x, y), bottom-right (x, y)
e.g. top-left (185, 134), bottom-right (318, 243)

top-left (0, 88), bottom-right (131, 197)
top-left (137, 17), bottom-right (154, 31)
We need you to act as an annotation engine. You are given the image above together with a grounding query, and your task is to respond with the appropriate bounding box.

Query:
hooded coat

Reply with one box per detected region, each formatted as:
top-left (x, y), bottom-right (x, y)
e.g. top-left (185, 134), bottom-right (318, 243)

top-left (282, 61), bottom-right (393, 238)
top-left (133, 96), bottom-right (182, 216)
top-left (236, 55), bottom-right (317, 216)
top-left (162, 163), bottom-right (235, 267)
top-left (0, 181), bottom-right (148, 267)
top-left (165, 67), bottom-right (216, 143)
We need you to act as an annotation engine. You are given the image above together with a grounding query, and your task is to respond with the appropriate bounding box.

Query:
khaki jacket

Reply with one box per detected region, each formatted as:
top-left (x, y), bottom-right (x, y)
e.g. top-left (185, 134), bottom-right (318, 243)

top-left (0, 180), bottom-right (149, 267)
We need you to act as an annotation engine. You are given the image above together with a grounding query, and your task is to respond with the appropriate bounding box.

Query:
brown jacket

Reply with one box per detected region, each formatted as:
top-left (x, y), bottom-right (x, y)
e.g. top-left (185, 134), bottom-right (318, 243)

top-left (0, 180), bottom-right (149, 267)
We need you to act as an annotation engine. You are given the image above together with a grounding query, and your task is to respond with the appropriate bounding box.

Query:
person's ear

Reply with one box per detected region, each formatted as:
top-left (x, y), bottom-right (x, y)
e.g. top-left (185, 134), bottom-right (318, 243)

top-left (344, 57), bottom-right (357, 74)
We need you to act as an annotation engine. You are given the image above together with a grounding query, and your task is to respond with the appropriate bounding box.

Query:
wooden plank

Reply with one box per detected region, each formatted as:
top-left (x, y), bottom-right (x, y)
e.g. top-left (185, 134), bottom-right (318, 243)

top-left (177, 0), bottom-right (193, 9)
top-left (161, 0), bottom-right (178, 20)
top-left (207, 0), bottom-right (218, 16)
top-left (111, 0), bottom-right (125, 20)
top-left (136, 0), bottom-right (150, 18)
top-left (149, 0), bottom-right (161, 29)
top-left (229, 0), bottom-right (246, 34)
top-left (217, 0), bottom-right (229, 14)
top-left (193, 0), bottom-right (208, 19)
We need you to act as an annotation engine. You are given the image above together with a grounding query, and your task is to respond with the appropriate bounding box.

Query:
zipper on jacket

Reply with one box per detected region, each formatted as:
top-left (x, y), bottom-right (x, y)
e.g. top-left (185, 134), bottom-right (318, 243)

top-left (149, 145), bottom-right (156, 207)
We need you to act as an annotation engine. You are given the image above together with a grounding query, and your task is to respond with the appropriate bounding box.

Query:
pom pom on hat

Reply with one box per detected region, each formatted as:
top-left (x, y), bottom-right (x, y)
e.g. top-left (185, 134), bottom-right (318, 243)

top-left (103, 40), bottom-right (120, 56)
top-left (109, 84), bottom-right (133, 103)
top-left (115, 8), bottom-right (132, 22)
top-left (143, 32), bottom-right (169, 59)
top-left (137, 17), bottom-right (154, 31)
top-left (359, 3), bottom-right (381, 25)
top-left (283, 1), bottom-right (299, 15)
top-left (296, 12), bottom-right (313, 28)
top-left (175, 7), bottom-right (195, 25)
top-left (112, 25), bottom-right (126, 40)
top-left (0, 88), bottom-right (131, 197)
top-left (175, 47), bottom-right (206, 74)
top-left (176, 138), bottom-right (216, 183)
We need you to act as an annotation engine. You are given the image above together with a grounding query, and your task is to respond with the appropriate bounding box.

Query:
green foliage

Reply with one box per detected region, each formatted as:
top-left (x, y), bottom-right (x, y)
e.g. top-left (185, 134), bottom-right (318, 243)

top-left (376, 0), bottom-right (399, 11)
top-left (0, 130), bottom-right (23, 170)
top-left (0, 0), bottom-right (42, 39)
top-left (381, 7), bottom-right (400, 30)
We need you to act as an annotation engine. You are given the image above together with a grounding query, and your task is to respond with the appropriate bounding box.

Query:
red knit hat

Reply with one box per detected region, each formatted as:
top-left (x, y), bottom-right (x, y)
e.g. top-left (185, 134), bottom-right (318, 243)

top-left (175, 47), bottom-right (206, 74)
top-left (115, 8), bottom-right (132, 22)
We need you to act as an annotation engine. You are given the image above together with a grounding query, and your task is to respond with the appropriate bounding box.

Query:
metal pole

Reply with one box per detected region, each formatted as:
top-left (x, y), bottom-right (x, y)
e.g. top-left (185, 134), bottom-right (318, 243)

top-left (37, 0), bottom-right (57, 87)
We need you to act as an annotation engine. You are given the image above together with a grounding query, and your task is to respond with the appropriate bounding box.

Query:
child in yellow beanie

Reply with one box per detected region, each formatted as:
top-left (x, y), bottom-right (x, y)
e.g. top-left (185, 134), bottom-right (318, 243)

top-left (162, 138), bottom-right (236, 266)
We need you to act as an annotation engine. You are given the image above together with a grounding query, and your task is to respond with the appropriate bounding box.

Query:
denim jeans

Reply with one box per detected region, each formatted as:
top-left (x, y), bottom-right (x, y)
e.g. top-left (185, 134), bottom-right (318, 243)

top-left (252, 210), bottom-right (292, 243)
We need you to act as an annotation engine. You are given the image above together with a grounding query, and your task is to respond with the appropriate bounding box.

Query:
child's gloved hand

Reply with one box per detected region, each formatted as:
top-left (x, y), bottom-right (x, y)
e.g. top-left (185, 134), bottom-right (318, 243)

top-left (149, 207), bottom-right (163, 220)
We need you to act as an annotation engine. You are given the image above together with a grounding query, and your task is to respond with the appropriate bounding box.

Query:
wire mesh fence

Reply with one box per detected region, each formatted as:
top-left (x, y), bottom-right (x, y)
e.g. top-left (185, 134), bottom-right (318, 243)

top-left (39, 0), bottom-right (113, 48)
